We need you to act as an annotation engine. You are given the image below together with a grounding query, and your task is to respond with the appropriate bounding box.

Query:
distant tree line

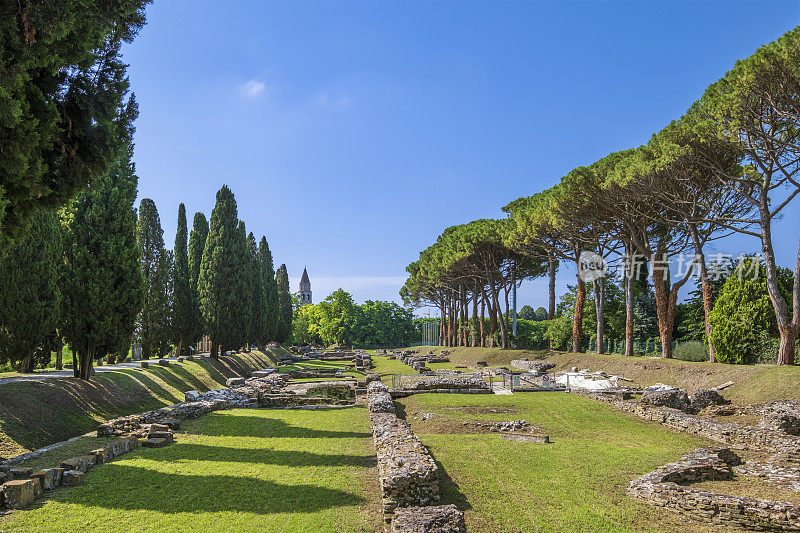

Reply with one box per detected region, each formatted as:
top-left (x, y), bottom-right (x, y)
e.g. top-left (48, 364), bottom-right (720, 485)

top-left (402, 27), bottom-right (800, 365)
top-left (292, 289), bottom-right (416, 348)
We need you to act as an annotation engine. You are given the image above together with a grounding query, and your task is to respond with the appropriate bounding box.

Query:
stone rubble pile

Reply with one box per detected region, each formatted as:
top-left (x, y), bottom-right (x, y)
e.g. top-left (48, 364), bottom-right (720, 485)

top-left (641, 387), bottom-right (730, 415)
top-left (467, 420), bottom-right (531, 433)
top-left (759, 401), bottom-right (800, 436)
top-left (510, 359), bottom-right (555, 373)
top-left (390, 504), bottom-right (467, 533)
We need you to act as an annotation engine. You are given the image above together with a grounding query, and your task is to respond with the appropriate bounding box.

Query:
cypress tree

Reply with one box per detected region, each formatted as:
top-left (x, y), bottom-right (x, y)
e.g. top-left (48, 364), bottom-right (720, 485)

top-left (247, 232), bottom-right (263, 348)
top-left (0, 208), bottom-right (62, 372)
top-left (0, 1), bottom-right (148, 253)
top-left (136, 199), bottom-right (172, 359)
top-left (257, 236), bottom-right (279, 347)
top-left (187, 212), bottom-right (209, 348)
top-left (235, 221), bottom-right (253, 349)
top-left (172, 204), bottom-right (193, 356)
top-left (276, 264), bottom-right (293, 343)
top-left (61, 112), bottom-right (144, 379)
top-left (198, 186), bottom-right (242, 357)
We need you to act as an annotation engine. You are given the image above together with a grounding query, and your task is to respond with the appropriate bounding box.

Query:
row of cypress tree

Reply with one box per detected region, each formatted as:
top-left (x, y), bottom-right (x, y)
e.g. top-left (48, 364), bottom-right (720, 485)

top-left (130, 185), bottom-right (294, 363)
top-left (0, 105), bottom-right (293, 378)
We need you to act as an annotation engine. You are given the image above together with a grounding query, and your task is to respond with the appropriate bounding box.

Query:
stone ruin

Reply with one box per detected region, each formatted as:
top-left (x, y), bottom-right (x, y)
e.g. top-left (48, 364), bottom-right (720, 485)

top-left (510, 359), bottom-right (555, 373)
top-left (574, 386), bottom-right (800, 530)
top-left (184, 372), bottom-right (356, 408)
top-left (367, 381), bottom-right (466, 532)
top-left (0, 435), bottom-right (141, 510)
top-left (628, 447), bottom-right (800, 531)
top-left (390, 376), bottom-right (491, 399)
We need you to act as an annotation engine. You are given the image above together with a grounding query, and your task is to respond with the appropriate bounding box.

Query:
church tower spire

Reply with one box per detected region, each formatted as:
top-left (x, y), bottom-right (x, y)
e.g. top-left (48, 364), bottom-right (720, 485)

top-left (299, 267), bottom-right (312, 305)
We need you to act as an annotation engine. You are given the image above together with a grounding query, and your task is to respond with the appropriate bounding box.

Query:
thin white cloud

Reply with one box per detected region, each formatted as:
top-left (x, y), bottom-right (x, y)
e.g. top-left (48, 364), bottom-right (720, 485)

top-left (313, 92), bottom-right (352, 109)
top-left (240, 79), bottom-right (267, 97)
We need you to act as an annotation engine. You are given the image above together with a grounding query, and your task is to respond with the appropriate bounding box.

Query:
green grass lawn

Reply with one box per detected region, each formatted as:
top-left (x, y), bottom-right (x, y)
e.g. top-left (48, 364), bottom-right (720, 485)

top-left (396, 392), bottom-right (710, 533)
top-left (0, 407), bottom-right (381, 533)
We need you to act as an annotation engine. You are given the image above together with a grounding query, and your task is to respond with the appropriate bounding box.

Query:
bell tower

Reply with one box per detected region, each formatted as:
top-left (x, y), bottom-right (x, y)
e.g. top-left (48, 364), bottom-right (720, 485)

top-left (299, 267), bottom-right (312, 305)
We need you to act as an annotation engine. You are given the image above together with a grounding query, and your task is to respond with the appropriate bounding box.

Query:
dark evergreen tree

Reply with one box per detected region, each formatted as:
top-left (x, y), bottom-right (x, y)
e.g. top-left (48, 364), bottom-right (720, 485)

top-left (171, 204), bottom-right (194, 356)
top-left (198, 186), bottom-right (243, 357)
top-left (187, 212), bottom-right (209, 347)
top-left (257, 236), bottom-right (279, 347)
top-left (0, 1), bottom-right (149, 253)
top-left (234, 221), bottom-right (253, 349)
top-left (61, 106), bottom-right (144, 379)
top-left (136, 199), bottom-right (172, 358)
top-left (276, 264), bottom-right (293, 343)
top-left (0, 208), bottom-right (62, 372)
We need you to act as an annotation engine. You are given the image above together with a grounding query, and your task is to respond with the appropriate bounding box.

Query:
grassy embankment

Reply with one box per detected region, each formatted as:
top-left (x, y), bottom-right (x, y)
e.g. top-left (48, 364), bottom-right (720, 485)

top-left (0, 347), bottom-right (287, 459)
top-left (396, 392), bottom-right (714, 533)
top-left (0, 407), bottom-right (381, 533)
top-left (403, 345), bottom-right (800, 405)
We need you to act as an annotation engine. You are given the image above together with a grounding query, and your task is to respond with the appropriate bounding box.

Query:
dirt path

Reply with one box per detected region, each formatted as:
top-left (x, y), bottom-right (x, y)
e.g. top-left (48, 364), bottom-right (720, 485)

top-left (0, 355), bottom-right (208, 385)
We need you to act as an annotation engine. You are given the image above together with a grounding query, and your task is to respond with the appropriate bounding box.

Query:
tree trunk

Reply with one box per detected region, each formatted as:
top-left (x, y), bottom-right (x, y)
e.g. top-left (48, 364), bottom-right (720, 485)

top-left (624, 258), bottom-right (634, 357)
top-left (210, 340), bottom-right (218, 359)
top-left (688, 223), bottom-right (716, 362)
top-left (18, 353), bottom-right (34, 373)
top-left (56, 341), bottom-right (63, 370)
top-left (175, 338), bottom-right (183, 360)
top-left (72, 351), bottom-right (79, 378)
top-left (548, 252), bottom-right (556, 320)
top-left (762, 218), bottom-right (799, 365)
top-left (572, 268), bottom-right (586, 353)
top-left (651, 261), bottom-right (672, 359)
top-left (595, 277), bottom-right (605, 354)
top-left (487, 289), bottom-right (497, 348)
top-left (503, 284), bottom-right (511, 341)
top-left (78, 348), bottom-right (94, 380)
top-left (439, 302), bottom-right (446, 346)
top-left (480, 289), bottom-right (486, 347)
top-left (471, 284), bottom-right (479, 347)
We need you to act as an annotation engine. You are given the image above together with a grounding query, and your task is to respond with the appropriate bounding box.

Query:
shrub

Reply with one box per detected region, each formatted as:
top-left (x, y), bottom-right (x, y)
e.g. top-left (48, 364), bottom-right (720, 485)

top-left (674, 341), bottom-right (708, 362)
top-left (708, 257), bottom-right (793, 364)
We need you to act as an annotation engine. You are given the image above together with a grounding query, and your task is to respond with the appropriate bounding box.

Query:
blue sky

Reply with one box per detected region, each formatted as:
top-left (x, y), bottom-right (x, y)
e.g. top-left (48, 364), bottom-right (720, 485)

top-left (123, 0), bottom-right (800, 312)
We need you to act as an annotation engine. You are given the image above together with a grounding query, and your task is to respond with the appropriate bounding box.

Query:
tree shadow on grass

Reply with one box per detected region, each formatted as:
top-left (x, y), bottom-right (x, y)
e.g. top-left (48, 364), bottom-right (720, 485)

top-left (188, 412), bottom-right (372, 440)
top-left (111, 369), bottom-right (182, 405)
top-left (164, 364), bottom-right (212, 393)
top-left (433, 458), bottom-right (472, 512)
top-left (155, 442), bottom-right (377, 468)
top-left (55, 463), bottom-right (366, 514)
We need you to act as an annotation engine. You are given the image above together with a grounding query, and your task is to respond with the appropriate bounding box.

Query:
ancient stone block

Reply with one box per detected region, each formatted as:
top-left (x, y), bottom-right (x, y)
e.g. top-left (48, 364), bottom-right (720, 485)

top-left (158, 359), bottom-right (169, 366)
top-left (149, 431), bottom-right (174, 444)
top-left (142, 437), bottom-right (169, 448)
top-left (89, 448), bottom-right (106, 465)
top-left (140, 361), bottom-right (149, 369)
top-left (689, 389), bottom-right (729, 413)
top-left (391, 505), bottom-right (466, 533)
top-left (60, 455), bottom-right (96, 473)
top-left (31, 469), bottom-right (60, 490)
top-left (2, 479), bottom-right (35, 509)
top-left (61, 470), bottom-right (85, 487)
top-left (641, 388), bottom-right (690, 412)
